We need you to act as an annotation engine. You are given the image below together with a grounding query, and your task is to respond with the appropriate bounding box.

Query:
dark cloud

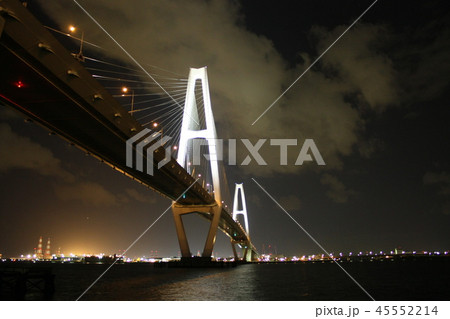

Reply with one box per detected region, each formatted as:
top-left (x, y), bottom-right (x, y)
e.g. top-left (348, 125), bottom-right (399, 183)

top-left (424, 171), bottom-right (450, 196)
top-left (320, 173), bottom-right (355, 203)
top-left (125, 188), bottom-right (157, 204)
top-left (0, 107), bottom-right (23, 120)
top-left (358, 138), bottom-right (384, 159)
top-left (423, 171), bottom-right (450, 215)
top-left (0, 122), bottom-right (157, 208)
top-left (52, 178), bottom-right (158, 207)
top-left (54, 181), bottom-right (118, 207)
top-left (313, 24), bottom-right (400, 112)
top-left (393, 15), bottom-right (450, 103)
top-left (278, 195), bottom-right (301, 211)
top-left (35, 0), bottom-right (399, 178)
top-left (0, 123), bottom-right (75, 182)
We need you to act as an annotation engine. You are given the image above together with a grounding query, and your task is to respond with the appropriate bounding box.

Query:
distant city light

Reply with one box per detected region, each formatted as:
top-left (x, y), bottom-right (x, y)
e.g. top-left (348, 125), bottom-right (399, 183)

top-left (69, 25), bottom-right (76, 32)
top-left (4, 246), bottom-right (449, 264)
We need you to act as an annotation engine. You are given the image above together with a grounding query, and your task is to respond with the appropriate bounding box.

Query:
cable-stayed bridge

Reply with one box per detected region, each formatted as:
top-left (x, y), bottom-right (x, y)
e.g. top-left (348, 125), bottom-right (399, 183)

top-left (0, 0), bottom-right (257, 261)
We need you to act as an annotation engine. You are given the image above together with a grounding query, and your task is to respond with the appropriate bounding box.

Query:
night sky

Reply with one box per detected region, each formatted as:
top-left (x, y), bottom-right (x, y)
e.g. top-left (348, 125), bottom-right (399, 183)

top-left (1, 0), bottom-right (449, 259)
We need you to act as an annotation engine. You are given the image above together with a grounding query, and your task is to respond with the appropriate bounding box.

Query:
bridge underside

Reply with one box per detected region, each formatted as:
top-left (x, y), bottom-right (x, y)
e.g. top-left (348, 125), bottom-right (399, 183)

top-left (172, 203), bottom-right (255, 261)
top-left (0, 0), bottom-right (257, 260)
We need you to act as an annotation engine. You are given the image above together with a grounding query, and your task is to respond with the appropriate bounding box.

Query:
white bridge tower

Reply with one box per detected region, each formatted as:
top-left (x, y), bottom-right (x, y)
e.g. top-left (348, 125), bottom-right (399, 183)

top-left (232, 183), bottom-right (249, 235)
top-left (230, 183), bottom-right (252, 261)
top-left (176, 66), bottom-right (221, 204)
top-left (172, 67), bottom-right (222, 260)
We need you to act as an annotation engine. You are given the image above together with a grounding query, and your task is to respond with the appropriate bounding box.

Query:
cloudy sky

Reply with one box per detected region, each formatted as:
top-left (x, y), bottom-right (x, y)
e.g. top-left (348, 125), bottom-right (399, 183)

top-left (0, 0), bottom-right (449, 258)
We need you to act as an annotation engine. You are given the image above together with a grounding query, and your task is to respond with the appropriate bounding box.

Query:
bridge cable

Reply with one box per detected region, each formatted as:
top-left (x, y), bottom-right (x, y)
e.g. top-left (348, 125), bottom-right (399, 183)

top-left (72, 0), bottom-right (199, 125)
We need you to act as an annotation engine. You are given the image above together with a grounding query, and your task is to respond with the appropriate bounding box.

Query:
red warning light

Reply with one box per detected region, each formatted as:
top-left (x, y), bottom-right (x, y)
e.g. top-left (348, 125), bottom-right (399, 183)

top-left (15, 81), bottom-right (25, 88)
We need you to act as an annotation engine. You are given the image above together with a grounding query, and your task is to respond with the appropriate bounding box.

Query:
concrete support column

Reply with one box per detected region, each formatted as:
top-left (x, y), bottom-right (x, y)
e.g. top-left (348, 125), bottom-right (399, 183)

top-left (172, 204), bottom-right (191, 258)
top-left (230, 240), bottom-right (238, 260)
top-left (202, 204), bottom-right (222, 258)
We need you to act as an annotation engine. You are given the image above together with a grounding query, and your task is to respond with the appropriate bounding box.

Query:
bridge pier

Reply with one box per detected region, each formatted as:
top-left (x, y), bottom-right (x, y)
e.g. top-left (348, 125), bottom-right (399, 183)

top-left (230, 239), bottom-right (254, 262)
top-left (172, 206), bottom-right (191, 258)
top-left (202, 204), bottom-right (222, 258)
top-left (172, 203), bottom-right (222, 259)
top-left (230, 240), bottom-right (238, 260)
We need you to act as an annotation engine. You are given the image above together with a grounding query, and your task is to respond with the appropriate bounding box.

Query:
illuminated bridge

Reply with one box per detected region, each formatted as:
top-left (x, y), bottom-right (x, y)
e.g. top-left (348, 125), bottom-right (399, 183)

top-left (0, 0), bottom-right (257, 261)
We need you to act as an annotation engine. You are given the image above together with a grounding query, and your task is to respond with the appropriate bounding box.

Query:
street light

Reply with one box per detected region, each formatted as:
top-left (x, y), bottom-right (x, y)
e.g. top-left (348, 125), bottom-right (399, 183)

top-left (152, 122), bottom-right (165, 141)
top-left (122, 86), bottom-right (135, 113)
top-left (69, 25), bottom-right (85, 62)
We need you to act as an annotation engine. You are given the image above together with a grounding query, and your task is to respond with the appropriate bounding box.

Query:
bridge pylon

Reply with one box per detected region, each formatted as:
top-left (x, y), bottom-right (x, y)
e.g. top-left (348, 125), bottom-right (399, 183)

top-left (231, 183), bottom-right (253, 262)
top-left (232, 183), bottom-right (249, 235)
top-left (172, 67), bottom-right (222, 260)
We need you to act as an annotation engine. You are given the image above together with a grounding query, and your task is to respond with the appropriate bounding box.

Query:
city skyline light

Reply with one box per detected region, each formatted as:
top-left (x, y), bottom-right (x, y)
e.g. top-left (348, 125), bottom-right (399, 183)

top-left (1, 0), bottom-right (449, 262)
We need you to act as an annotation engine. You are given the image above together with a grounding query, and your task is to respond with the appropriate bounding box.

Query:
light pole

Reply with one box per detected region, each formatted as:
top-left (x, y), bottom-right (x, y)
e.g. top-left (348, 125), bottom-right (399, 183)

top-left (122, 87), bottom-right (135, 113)
top-left (153, 122), bottom-right (163, 138)
top-left (69, 25), bottom-right (85, 62)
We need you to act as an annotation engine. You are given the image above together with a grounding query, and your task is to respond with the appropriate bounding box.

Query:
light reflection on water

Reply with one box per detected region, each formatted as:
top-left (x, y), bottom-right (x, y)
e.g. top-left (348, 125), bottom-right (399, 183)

top-left (49, 260), bottom-right (449, 301)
